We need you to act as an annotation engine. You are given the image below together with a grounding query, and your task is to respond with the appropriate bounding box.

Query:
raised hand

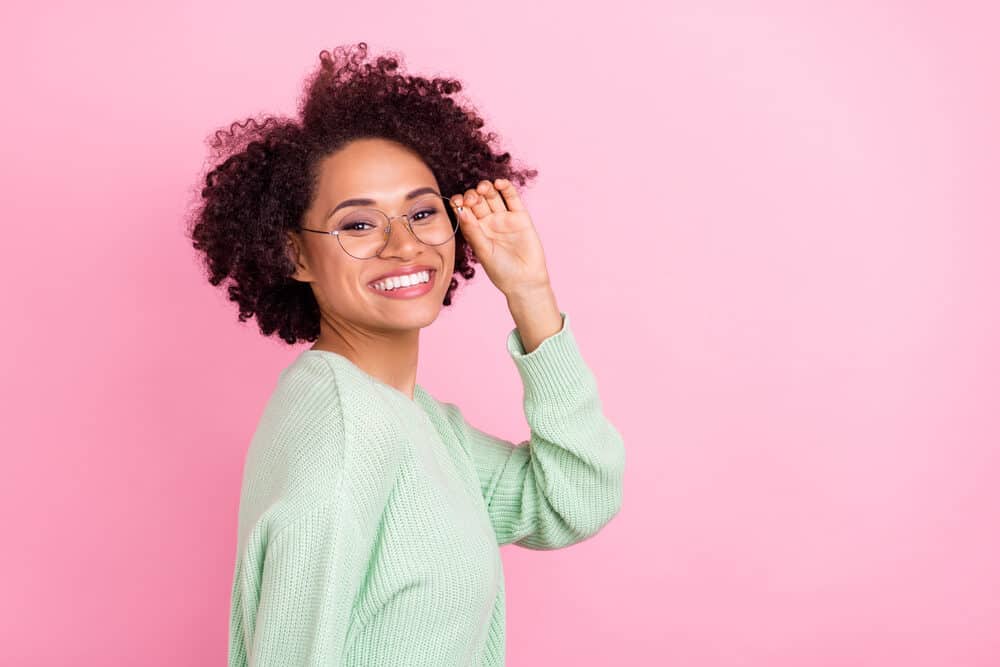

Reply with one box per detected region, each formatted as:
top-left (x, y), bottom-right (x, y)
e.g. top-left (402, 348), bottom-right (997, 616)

top-left (451, 179), bottom-right (551, 299)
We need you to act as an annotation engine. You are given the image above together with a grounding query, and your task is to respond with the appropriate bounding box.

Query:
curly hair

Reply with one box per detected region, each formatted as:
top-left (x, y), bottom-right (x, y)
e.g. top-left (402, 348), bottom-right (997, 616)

top-left (185, 41), bottom-right (538, 345)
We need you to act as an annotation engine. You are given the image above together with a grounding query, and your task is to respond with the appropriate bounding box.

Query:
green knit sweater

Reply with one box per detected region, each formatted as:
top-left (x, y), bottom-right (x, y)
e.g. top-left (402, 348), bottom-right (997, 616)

top-left (228, 311), bottom-right (625, 666)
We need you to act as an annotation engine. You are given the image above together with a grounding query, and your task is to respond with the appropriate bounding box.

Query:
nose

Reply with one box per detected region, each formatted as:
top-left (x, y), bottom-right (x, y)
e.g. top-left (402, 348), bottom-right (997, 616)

top-left (378, 215), bottom-right (422, 258)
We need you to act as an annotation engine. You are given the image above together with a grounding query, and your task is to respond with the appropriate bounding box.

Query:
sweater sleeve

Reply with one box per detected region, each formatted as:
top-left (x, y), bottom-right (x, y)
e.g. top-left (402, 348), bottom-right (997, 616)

top-left (447, 311), bottom-right (626, 550)
top-left (229, 366), bottom-right (376, 667)
top-left (235, 501), bottom-right (363, 666)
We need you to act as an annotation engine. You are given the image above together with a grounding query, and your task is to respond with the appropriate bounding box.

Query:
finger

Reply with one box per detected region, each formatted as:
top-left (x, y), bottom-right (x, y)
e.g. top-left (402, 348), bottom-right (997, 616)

top-left (455, 200), bottom-right (490, 256)
top-left (493, 178), bottom-right (525, 212)
top-left (466, 184), bottom-right (492, 219)
top-left (479, 180), bottom-right (507, 214)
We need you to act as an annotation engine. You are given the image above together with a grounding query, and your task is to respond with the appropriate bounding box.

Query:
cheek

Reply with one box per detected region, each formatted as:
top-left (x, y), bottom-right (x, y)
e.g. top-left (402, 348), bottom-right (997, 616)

top-left (314, 255), bottom-right (359, 292)
top-left (443, 241), bottom-right (457, 270)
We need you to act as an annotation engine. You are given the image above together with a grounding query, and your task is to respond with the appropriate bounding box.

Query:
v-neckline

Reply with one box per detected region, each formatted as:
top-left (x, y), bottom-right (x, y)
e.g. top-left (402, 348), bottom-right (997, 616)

top-left (302, 348), bottom-right (432, 408)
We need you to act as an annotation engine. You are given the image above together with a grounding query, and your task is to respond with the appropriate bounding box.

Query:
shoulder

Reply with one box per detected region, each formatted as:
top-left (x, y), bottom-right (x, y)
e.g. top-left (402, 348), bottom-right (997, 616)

top-left (254, 351), bottom-right (348, 483)
top-left (237, 351), bottom-right (406, 539)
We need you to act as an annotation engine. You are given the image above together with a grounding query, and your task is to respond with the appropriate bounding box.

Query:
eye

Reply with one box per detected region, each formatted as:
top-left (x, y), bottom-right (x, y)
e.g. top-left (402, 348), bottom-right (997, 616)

top-left (340, 221), bottom-right (375, 232)
top-left (410, 208), bottom-right (436, 222)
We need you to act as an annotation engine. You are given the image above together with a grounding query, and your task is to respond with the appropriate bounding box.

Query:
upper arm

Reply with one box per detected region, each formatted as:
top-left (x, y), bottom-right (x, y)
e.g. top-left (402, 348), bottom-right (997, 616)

top-left (246, 500), bottom-right (364, 665)
top-left (229, 355), bottom-right (398, 666)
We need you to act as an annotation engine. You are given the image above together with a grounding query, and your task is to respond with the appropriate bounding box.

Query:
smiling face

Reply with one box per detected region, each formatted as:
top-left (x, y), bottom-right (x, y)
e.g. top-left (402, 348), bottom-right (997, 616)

top-left (287, 137), bottom-right (456, 334)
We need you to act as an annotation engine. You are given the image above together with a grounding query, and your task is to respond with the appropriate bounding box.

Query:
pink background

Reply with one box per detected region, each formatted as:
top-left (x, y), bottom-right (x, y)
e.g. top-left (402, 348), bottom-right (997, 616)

top-left (3, 0), bottom-right (998, 664)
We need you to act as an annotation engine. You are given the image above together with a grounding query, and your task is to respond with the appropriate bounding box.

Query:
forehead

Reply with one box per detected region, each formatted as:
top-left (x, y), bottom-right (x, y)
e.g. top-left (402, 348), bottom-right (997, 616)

top-left (315, 138), bottom-right (437, 205)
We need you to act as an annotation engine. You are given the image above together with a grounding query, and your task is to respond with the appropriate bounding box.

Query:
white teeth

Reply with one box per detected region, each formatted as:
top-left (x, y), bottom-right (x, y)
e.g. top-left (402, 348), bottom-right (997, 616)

top-left (371, 270), bottom-right (431, 292)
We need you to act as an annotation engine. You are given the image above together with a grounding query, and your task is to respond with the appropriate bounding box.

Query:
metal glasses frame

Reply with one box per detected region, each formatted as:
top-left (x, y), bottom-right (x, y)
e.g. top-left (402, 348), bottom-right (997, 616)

top-left (297, 193), bottom-right (463, 259)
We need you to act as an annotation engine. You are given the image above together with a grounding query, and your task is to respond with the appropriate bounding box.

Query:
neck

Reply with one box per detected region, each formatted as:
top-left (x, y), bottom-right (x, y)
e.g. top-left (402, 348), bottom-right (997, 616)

top-left (311, 317), bottom-right (420, 400)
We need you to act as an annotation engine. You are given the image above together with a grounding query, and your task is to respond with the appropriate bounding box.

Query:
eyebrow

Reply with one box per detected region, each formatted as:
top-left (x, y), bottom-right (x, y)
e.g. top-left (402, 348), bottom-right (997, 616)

top-left (324, 186), bottom-right (441, 221)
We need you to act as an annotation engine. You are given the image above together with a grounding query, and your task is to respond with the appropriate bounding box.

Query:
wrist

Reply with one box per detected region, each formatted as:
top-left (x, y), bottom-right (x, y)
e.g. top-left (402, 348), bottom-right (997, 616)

top-left (505, 284), bottom-right (562, 354)
top-left (503, 282), bottom-right (554, 306)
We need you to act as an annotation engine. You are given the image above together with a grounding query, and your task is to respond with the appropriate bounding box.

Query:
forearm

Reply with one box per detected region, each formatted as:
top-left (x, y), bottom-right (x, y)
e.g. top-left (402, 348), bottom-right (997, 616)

top-left (504, 284), bottom-right (563, 354)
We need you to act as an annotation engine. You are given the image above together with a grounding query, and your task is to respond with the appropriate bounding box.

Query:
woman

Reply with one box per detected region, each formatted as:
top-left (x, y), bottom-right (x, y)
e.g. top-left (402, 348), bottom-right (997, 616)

top-left (187, 42), bottom-right (625, 666)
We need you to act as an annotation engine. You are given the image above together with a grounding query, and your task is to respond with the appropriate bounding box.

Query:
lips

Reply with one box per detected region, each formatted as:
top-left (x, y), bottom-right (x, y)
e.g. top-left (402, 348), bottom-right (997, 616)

top-left (367, 265), bottom-right (436, 286)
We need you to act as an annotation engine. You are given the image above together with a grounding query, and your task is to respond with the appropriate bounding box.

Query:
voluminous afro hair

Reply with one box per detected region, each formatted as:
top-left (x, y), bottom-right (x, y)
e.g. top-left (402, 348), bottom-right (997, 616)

top-left (185, 41), bottom-right (538, 345)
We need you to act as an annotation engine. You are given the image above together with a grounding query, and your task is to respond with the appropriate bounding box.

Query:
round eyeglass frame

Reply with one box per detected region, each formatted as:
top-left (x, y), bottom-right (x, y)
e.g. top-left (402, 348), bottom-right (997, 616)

top-left (297, 194), bottom-right (463, 260)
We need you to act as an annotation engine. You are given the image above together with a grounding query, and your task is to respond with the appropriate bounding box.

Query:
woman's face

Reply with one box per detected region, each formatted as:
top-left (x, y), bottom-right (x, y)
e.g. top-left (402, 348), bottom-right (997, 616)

top-left (287, 137), bottom-right (456, 335)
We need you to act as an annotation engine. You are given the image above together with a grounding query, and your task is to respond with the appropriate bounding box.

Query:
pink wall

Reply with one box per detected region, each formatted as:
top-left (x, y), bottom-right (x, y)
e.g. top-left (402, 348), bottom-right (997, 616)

top-left (3, 0), bottom-right (998, 664)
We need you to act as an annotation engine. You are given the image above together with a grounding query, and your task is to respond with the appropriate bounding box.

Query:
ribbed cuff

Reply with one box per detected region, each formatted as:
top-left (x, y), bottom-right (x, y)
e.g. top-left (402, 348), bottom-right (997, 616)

top-left (505, 311), bottom-right (596, 401)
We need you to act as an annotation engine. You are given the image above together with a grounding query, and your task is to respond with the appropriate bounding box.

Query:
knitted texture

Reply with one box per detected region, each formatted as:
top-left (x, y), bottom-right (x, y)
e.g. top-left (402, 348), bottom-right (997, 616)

top-left (228, 311), bottom-right (625, 666)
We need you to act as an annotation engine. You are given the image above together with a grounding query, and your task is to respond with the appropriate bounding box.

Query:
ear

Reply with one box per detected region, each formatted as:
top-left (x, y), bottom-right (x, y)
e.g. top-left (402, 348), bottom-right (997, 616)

top-left (285, 231), bottom-right (311, 282)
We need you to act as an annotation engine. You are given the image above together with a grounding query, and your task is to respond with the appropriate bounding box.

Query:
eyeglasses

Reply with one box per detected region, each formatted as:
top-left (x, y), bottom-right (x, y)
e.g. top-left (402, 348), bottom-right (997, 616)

top-left (298, 193), bottom-right (461, 259)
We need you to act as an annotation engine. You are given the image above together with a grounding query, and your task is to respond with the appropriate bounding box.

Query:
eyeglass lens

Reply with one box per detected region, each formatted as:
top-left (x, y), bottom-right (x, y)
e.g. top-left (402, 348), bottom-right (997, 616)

top-left (335, 194), bottom-right (459, 259)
